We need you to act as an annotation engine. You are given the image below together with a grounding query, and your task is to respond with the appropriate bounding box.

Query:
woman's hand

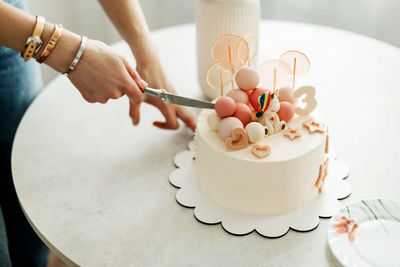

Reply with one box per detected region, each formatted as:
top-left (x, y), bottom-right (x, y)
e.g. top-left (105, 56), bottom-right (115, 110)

top-left (131, 54), bottom-right (196, 132)
top-left (68, 39), bottom-right (147, 104)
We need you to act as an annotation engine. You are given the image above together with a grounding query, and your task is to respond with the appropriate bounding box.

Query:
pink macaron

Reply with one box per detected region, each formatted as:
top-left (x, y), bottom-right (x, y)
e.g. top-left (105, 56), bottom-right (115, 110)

top-left (226, 89), bottom-right (249, 104)
top-left (235, 67), bottom-right (260, 91)
top-left (278, 87), bottom-right (295, 104)
top-left (218, 117), bottom-right (243, 140)
top-left (233, 103), bottom-right (252, 127)
top-left (215, 96), bottom-right (236, 118)
top-left (277, 101), bottom-right (295, 122)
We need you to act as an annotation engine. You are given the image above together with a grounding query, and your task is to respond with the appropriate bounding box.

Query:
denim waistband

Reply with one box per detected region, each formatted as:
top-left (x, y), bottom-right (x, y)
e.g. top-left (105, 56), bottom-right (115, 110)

top-left (3, 0), bottom-right (26, 9)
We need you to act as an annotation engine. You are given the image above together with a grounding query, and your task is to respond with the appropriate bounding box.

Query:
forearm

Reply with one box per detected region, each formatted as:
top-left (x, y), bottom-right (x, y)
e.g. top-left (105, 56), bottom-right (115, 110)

top-left (0, 1), bottom-right (80, 72)
top-left (98, 0), bottom-right (156, 62)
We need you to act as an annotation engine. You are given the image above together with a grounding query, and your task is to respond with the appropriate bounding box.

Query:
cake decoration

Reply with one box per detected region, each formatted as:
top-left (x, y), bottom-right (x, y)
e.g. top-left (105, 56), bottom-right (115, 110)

top-left (204, 34), bottom-right (322, 151)
top-left (217, 117), bottom-right (243, 140)
top-left (303, 119), bottom-right (326, 134)
top-left (235, 67), bottom-right (260, 91)
top-left (279, 50), bottom-right (311, 89)
top-left (277, 86), bottom-right (295, 104)
top-left (225, 127), bottom-right (249, 151)
top-left (257, 93), bottom-right (286, 135)
top-left (251, 144), bottom-right (271, 159)
top-left (257, 59), bottom-right (292, 91)
top-left (244, 122), bottom-right (264, 143)
top-left (277, 101), bottom-right (295, 122)
top-left (292, 86), bottom-right (317, 116)
top-left (325, 128), bottom-right (329, 153)
top-left (232, 103), bottom-right (252, 126)
top-left (283, 128), bottom-right (302, 140)
top-left (315, 157), bottom-right (329, 193)
top-left (211, 34), bottom-right (249, 71)
top-left (215, 96), bottom-right (236, 118)
top-left (239, 33), bottom-right (258, 65)
top-left (206, 61), bottom-right (235, 96)
top-left (249, 88), bottom-right (269, 113)
top-left (207, 111), bottom-right (221, 131)
top-left (226, 89), bottom-right (249, 104)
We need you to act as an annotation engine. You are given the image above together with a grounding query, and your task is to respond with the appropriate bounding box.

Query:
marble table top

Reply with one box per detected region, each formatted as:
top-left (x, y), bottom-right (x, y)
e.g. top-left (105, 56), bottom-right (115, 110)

top-left (12, 21), bottom-right (400, 266)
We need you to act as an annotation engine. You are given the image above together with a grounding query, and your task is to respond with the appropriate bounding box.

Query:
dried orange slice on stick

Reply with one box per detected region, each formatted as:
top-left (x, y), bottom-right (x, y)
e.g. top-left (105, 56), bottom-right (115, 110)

top-left (211, 34), bottom-right (249, 72)
top-left (206, 61), bottom-right (234, 96)
top-left (239, 33), bottom-right (258, 66)
top-left (280, 50), bottom-right (310, 88)
top-left (257, 59), bottom-right (291, 92)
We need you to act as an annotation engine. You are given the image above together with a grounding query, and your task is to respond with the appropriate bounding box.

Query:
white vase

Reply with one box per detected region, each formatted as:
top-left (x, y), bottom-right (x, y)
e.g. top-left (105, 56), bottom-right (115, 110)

top-left (195, 0), bottom-right (260, 99)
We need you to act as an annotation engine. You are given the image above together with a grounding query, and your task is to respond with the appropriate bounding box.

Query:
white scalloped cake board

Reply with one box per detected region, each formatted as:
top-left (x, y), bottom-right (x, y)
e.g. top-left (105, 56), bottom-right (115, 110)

top-left (169, 140), bottom-right (351, 238)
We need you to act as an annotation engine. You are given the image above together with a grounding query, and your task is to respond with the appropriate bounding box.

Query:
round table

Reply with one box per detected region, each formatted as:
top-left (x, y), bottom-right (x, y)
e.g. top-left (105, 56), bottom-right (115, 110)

top-left (12, 21), bottom-right (400, 266)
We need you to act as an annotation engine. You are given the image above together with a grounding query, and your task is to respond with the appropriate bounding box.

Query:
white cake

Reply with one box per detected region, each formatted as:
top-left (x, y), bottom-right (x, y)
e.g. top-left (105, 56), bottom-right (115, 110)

top-left (198, 41), bottom-right (329, 216)
top-left (195, 109), bottom-right (328, 216)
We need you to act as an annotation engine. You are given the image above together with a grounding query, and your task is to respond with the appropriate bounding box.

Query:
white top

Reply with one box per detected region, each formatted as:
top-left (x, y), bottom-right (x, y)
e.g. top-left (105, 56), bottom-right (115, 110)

top-left (11, 21), bottom-right (400, 266)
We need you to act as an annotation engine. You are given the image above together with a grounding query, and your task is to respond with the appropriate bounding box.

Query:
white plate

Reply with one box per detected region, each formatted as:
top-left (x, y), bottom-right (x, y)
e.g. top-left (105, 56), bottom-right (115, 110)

top-left (328, 199), bottom-right (400, 267)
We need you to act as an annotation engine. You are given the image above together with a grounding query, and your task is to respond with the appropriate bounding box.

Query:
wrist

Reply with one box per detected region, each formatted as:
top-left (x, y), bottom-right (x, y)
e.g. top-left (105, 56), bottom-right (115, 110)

top-left (43, 28), bottom-right (81, 73)
top-left (129, 35), bottom-right (158, 63)
top-left (32, 22), bottom-right (53, 60)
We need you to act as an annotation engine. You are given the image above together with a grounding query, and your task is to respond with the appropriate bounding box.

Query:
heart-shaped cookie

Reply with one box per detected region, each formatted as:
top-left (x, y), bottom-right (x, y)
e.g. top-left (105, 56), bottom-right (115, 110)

top-left (225, 127), bottom-right (249, 151)
top-left (251, 144), bottom-right (271, 159)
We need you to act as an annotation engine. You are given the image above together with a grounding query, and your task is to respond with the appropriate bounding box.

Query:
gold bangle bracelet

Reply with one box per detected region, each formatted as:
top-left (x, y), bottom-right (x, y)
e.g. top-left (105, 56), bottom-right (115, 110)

top-left (37, 24), bottom-right (63, 64)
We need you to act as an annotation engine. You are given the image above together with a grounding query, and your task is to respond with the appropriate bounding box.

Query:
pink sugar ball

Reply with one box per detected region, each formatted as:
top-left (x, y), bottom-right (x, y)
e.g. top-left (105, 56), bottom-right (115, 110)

top-left (215, 96), bottom-right (236, 118)
top-left (249, 88), bottom-right (269, 113)
top-left (226, 89), bottom-right (249, 104)
top-left (233, 103), bottom-right (252, 127)
top-left (278, 87), bottom-right (295, 104)
top-left (277, 101), bottom-right (295, 122)
top-left (235, 67), bottom-right (260, 91)
top-left (218, 117), bottom-right (243, 140)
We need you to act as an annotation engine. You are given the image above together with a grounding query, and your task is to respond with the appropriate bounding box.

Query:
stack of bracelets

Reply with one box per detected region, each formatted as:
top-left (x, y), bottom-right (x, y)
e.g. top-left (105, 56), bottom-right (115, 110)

top-left (21, 15), bottom-right (87, 75)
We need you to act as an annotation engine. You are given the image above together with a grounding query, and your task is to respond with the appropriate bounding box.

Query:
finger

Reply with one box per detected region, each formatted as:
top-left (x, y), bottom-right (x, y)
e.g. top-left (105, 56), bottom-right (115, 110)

top-left (129, 100), bottom-right (141, 125)
top-left (153, 121), bottom-right (179, 130)
top-left (176, 106), bottom-right (196, 131)
top-left (146, 98), bottom-right (179, 129)
top-left (122, 58), bottom-right (148, 90)
top-left (81, 93), bottom-right (96, 103)
top-left (123, 76), bottom-right (143, 104)
top-left (109, 90), bottom-right (124, 100)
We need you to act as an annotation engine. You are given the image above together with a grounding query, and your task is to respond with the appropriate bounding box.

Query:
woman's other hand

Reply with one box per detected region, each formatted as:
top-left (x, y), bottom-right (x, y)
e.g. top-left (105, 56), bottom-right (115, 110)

top-left (130, 55), bottom-right (196, 132)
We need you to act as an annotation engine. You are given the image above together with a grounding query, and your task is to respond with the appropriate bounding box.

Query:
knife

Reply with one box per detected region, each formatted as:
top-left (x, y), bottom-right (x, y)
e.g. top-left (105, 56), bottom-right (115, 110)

top-left (143, 88), bottom-right (215, 109)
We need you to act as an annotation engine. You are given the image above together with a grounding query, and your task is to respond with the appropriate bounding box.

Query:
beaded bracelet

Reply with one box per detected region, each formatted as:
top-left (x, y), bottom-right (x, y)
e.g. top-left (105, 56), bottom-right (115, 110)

top-left (63, 35), bottom-right (88, 75)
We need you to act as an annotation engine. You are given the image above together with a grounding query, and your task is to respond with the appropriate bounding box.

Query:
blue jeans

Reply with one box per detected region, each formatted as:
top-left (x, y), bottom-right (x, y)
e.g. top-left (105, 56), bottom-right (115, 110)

top-left (0, 0), bottom-right (49, 266)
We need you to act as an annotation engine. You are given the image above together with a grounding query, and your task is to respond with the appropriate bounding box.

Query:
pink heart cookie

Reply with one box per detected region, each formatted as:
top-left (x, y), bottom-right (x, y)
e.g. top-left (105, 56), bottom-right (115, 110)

top-left (251, 144), bottom-right (271, 159)
top-left (225, 127), bottom-right (249, 151)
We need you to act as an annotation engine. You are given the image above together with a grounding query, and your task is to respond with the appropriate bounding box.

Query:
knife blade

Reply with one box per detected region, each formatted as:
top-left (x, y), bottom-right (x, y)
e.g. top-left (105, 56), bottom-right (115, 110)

top-left (143, 88), bottom-right (215, 109)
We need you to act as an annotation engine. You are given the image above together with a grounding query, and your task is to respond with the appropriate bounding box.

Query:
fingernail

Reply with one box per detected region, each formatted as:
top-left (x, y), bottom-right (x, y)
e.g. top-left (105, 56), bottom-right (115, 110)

top-left (139, 80), bottom-right (148, 89)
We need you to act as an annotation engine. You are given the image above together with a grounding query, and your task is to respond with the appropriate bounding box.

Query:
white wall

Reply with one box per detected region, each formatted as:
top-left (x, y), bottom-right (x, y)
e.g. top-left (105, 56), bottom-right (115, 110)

top-left (26, 0), bottom-right (400, 85)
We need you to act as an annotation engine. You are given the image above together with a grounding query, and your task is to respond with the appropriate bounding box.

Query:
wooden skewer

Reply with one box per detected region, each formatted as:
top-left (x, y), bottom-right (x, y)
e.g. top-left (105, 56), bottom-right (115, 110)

top-left (219, 68), bottom-right (223, 96)
top-left (273, 68), bottom-right (277, 91)
top-left (228, 45), bottom-right (233, 93)
top-left (228, 46), bottom-right (232, 64)
top-left (293, 57), bottom-right (297, 88)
